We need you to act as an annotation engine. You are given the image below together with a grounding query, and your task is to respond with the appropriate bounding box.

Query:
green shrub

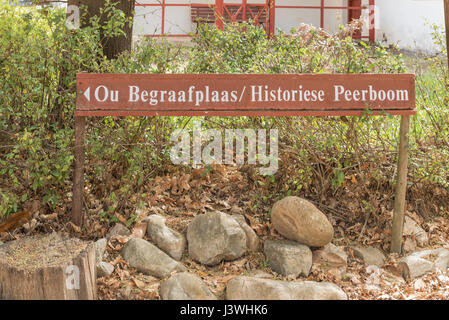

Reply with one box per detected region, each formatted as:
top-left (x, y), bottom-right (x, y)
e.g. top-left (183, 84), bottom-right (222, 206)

top-left (412, 24), bottom-right (449, 190)
top-left (0, 1), bottom-right (188, 217)
top-left (187, 22), bottom-right (405, 74)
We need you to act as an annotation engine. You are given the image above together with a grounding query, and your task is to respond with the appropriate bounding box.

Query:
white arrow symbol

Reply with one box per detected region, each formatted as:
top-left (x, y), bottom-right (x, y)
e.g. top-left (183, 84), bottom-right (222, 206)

top-left (83, 87), bottom-right (90, 102)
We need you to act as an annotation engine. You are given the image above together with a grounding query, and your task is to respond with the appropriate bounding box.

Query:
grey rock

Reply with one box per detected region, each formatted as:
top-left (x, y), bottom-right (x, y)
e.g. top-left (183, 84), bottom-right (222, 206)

top-left (313, 243), bottom-right (347, 267)
top-left (399, 255), bottom-right (435, 280)
top-left (264, 240), bottom-right (312, 277)
top-left (232, 215), bottom-right (260, 251)
top-left (146, 215), bottom-right (186, 260)
top-left (312, 243), bottom-right (347, 279)
top-left (0, 241), bottom-right (3, 246)
top-left (407, 248), bottom-right (449, 274)
top-left (271, 197), bottom-right (334, 247)
top-left (94, 238), bottom-right (108, 264)
top-left (350, 246), bottom-right (385, 267)
top-left (381, 270), bottom-right (406, 285)
top-left (247, 270), bottom-right (273, 279)
top-left (107, 223), bottom-right (131, 240)
top-left (435, 251), bottom-right (449, 273)
top-left (121, 238), bottom-right (186, 278)
top-left (187, 211), bottom-right (247, 266)
top-left (160, 272), bottom-right (217, 300)
top-left (409, 248), bottom-right (448, 259)
top-left (226, 276), bottom-right (347, 300)
top-left (97, 262), bottom-right (114, 278)
top-left (403, 216), bottom-right (428, 247)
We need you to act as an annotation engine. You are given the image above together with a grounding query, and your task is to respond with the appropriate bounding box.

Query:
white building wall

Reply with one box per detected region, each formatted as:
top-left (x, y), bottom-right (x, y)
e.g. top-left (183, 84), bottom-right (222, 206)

top-left (133, 0), bottom-right (446, 53)
top-left (133, 0), bottom-right (196, 36)
top-left (375, 0), bottom-right (444, 53)
top-left (323, 0), bottom-right (350, 32)
top-left (274, 0), bottom-right (352, 34)
top-left (165, 0), bottom-right (193, 35)
top-left (134, 0), bottom-right (163, 35)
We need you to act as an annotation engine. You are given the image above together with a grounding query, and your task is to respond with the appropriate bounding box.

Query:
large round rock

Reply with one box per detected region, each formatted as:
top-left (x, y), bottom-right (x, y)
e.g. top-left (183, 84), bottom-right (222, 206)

top-left (187, 211), bottom-right (247, 266)
top-left (226, 276), bottom-right (347, 300)
top-left (271, 197), bottom-right (333, 247)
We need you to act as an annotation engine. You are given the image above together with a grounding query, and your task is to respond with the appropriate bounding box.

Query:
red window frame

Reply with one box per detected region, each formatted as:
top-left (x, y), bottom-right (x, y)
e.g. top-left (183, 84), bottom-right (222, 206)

top-left (135, 0), bottom-right (375, 41)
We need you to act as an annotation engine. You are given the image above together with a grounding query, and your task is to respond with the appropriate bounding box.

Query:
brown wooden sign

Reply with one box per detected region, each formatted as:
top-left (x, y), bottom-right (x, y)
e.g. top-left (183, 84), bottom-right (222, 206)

top-left (76, 73), bottom-right (416, 116)
top-left (73, 73), bottom-right (416, 254)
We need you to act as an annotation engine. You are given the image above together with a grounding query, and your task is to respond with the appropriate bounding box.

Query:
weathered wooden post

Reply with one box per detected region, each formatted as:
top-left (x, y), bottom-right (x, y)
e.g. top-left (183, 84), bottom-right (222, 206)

top-left (0, 233), bottom-right (96, 300)
top-left (72, 116), bottom-right (86, 227)
top-left (390, 115), bottom-right (410, 254)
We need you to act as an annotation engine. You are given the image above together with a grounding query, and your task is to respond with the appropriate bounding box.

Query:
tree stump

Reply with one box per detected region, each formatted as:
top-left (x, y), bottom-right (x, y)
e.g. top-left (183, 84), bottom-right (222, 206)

top-left (0, 233), bottom-right (96, 300)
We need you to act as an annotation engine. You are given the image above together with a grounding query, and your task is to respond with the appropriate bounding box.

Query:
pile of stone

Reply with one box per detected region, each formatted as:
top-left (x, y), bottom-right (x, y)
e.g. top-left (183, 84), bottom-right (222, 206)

top-left (264, 196), bottom-right (336, 278)
top-left (103, 195), bottom-right (448, 300)
top-left (110, 196), bottom-right (348, 300)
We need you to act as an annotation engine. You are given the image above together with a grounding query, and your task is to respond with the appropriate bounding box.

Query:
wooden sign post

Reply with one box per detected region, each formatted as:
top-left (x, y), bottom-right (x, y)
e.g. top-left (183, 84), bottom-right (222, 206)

top-left (74, 73), bottom-right (415, 253)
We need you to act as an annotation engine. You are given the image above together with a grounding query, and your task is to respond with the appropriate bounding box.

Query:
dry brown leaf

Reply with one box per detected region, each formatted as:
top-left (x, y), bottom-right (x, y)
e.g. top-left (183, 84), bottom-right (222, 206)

top-left (185, 258), bottom-right (201, 269)
top-left (133, 278), bottom-right (146, 289)
top-left (244, 214), bottom-right (256, 229)
top-left (40, 213), bottom-right (58, 221)
top-left (131, 222), bottom-right (147, 239)
top-left (69, 222), bottom-right (81, 233)
top-left (196, 270), bottom-right (209, 277)
top-left (348, 248), bottom-right (355, 260)
top-left (217, 275), bottom-right (235, 283)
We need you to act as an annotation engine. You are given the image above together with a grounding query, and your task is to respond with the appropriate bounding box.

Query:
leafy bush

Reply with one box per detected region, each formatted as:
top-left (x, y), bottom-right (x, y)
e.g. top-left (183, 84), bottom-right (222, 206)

top-left (0, 2), bottom-right (98, 214)
top-left (412, 24), bottom-right (449, 192)
top-left (0, 2), bottom-right (446, 222)
top-left (187, 21), bottom-right (405, 74)
top-left (0, 1), bottom-right (175, 216)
